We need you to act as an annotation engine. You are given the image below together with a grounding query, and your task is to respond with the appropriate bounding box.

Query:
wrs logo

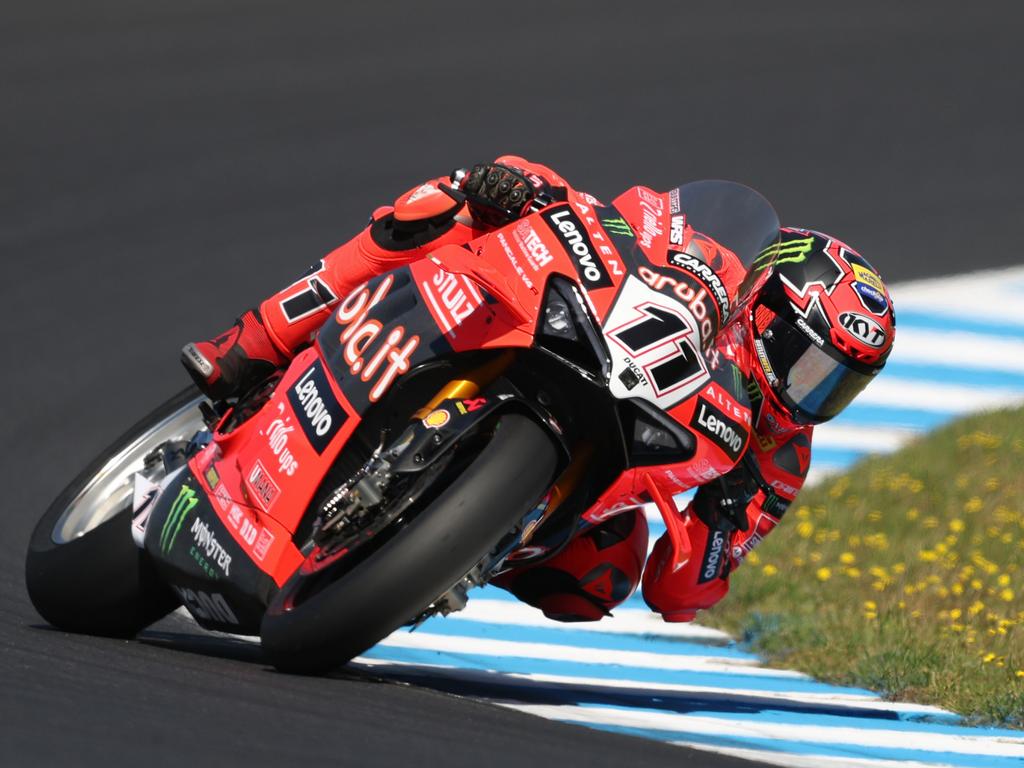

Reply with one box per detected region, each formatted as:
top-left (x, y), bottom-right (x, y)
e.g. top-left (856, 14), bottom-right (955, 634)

top-left (160, 484), bottom-right (199, 554)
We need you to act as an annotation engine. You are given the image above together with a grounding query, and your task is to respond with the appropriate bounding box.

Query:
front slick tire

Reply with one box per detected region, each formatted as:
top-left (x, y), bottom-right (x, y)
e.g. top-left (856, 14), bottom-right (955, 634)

top-left (261, 413), bottom-right (557, 675)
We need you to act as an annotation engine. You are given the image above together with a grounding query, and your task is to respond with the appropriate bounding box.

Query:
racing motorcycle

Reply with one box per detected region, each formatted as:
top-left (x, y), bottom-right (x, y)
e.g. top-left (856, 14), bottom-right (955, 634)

top-left (26, 177), bottom-right (780, 674)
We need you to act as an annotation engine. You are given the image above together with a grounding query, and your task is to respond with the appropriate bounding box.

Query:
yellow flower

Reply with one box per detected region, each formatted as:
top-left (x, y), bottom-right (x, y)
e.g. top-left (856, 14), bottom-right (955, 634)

top-left (950, 608), bottom-right (962, 620)
top-left (840, 552), bottom-right (857, 565)
top-left (864, 533), bottom-right (890, 550)
top-left (828, 478), bottom-right (848, 499)
top-left (952, 583), bottom-right (964, 595)
top-left (816, 567), bottom-right (832, 582)
top-left (969, 601), bottom-right (986, 616)
top-left (762, 564), bottom-right (778, 576)
top-left (964, 497), bottom-right (984, 514)
top-left (971, 552), bottom-right (999, 574)
top-left (864, 600), bottom-right (877, 611)
top-left (864, 611), bottom-right (878, 620)
top-left (906, 508), bottom-right (920, 521)
top-left (1016, 670), bottom-right (1024, 678)
top-left (982, 652), bottom-right (996, 663)
top-left (949, 519), bottom-right (966, 533)
top-left (746, 551), bottom-right (761, 565)
top-left (919, 550), bottom-right (939, 562)
top-left (1000, 589), bottom-right (1015, 602)
top-left (997, 574), bottom-right (1011, 587)
top-left (844, 567), bottom-right (862, 578)
top-left (797, 521), bottom-right (814, 539)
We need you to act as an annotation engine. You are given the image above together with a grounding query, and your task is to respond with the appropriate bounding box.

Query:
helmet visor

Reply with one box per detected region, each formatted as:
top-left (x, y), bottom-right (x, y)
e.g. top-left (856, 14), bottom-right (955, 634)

top-left (756, 312), bottom-right (877, 423)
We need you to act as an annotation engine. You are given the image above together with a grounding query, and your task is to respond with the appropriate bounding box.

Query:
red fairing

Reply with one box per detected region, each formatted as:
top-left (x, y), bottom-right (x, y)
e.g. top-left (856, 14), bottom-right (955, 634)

top-left (191, 346), bottom-right (362, 586)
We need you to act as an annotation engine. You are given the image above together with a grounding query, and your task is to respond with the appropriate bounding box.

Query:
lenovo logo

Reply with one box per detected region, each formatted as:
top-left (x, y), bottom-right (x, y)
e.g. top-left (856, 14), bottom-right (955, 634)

top-left (542, 206), bottom-right (613, 289)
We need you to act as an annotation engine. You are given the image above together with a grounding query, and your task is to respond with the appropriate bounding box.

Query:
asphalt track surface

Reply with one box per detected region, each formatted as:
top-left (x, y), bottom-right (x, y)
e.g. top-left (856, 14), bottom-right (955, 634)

top-left (3, 2), bottom-right (1023, 765)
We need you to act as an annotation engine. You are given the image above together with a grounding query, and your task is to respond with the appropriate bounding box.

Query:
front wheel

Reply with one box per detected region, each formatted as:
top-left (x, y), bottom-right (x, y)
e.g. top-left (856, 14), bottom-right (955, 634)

top-left (260, 413), bottom-right (558, 674)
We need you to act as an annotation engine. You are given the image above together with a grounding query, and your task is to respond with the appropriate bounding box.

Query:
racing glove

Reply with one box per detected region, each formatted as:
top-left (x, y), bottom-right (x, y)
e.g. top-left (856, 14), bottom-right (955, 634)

top-left (459, 162), bottom-right (541, 226)
top-left (181, 309), bottom-right (288, 400)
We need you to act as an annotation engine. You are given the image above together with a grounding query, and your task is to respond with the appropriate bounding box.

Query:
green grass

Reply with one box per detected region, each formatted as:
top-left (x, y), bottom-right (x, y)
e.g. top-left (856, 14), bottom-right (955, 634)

top-left (702, 406), bottom-right (1024, 728)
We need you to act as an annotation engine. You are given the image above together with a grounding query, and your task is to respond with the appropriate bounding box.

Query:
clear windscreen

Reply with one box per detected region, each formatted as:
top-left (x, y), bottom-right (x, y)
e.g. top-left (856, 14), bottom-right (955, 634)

top-left (670, 180), bottom-right (781, 268)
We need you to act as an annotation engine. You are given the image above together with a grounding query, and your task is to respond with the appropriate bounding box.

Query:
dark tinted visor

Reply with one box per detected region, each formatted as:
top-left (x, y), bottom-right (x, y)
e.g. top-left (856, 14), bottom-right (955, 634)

top-left (757, 312), bottom-right (877, 423)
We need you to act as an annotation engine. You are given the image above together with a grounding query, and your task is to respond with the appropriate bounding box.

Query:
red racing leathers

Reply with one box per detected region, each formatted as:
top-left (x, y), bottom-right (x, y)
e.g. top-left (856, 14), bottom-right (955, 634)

top-left (206, 156), bottom-right (812, 623)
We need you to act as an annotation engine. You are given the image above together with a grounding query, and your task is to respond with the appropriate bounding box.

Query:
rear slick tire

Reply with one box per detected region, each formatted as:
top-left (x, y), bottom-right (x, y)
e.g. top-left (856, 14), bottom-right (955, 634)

top-left (25, 387), bottom-right (200, 637)
top-left (260, 413), bottom-right (558, 675)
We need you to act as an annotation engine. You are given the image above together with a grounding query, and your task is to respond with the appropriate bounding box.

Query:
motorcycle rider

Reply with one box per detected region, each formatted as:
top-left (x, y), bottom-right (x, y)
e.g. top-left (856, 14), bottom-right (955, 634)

top-left (182, 157), bottom-right (895, 623)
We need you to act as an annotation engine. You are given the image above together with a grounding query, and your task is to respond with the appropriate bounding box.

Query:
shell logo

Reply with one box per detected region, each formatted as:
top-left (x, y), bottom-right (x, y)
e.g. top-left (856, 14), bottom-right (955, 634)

top-left (422, 409), bottom-right (450, 429)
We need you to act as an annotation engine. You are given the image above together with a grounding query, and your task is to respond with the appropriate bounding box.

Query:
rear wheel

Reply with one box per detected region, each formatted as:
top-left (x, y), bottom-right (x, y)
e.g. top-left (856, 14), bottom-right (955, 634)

top-left (25, 387), bottom-right (203, 637)
top-left (260, 413), bottom-right (557, 674)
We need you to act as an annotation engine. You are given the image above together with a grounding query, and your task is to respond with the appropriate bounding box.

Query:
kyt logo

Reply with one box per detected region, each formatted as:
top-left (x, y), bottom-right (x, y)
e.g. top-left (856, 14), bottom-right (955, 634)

top-left (838, 311), bottom-right (887, 348)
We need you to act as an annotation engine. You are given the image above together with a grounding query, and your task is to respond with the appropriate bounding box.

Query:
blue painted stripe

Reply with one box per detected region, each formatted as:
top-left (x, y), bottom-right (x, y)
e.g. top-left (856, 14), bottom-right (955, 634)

top-left (895, 309), bottom-right (1024, 340)
top-left (581, 701), bottom-right (1021, 739)
top-left (366, 661), bottom-right (964, 726)
top-left (884, 360), bottom-right (1024, 390)
top-left (586, 723), bottom-right (1023, 768)
top-left (362, 644), bottom-right (881, 696)
top-left (415, 618), bottom-right (757, 661)
top-left (808, 445), bottom-right (866, 467)
top-left (838, 403), bottom-right (955, 431)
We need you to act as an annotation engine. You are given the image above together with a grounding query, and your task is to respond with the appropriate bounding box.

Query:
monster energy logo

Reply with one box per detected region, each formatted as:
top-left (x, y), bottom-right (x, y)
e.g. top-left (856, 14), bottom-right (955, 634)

top-left (753, 236), bottom-right (815, 270)
top-left (729, 363), bottom-right (747, 401)
top-left (601, 217), bottom-right (634, 237)
top-left (161, 485), bottom-right (199, 553)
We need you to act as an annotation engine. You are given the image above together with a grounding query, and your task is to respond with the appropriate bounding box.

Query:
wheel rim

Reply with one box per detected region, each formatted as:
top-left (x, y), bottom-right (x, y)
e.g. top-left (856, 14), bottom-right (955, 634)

top-left (51, 397), bottom-right (206, 544)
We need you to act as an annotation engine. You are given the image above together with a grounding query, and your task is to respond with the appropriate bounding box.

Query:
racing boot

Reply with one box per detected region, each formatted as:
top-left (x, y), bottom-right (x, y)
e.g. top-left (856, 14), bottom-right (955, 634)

top-left (181, 309), bottom-right (288, 400)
